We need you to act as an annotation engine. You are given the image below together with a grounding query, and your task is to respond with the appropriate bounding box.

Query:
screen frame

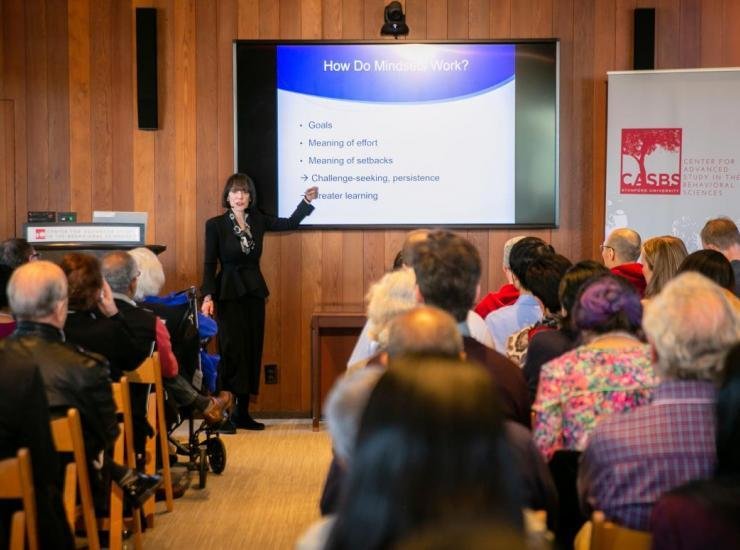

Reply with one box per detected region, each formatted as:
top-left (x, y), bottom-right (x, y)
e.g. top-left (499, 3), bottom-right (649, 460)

top-left (233, 39), bottom-right (560, 230)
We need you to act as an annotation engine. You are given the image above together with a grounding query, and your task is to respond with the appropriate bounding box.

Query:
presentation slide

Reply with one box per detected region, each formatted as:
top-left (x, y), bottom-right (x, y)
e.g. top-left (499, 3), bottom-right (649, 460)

top-left (276, 44), bottom-right (516, 225)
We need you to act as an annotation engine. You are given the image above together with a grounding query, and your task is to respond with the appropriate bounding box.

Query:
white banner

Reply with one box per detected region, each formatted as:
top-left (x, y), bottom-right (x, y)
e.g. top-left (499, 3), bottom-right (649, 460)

top-left (605, 69), bottom-right (740, 250)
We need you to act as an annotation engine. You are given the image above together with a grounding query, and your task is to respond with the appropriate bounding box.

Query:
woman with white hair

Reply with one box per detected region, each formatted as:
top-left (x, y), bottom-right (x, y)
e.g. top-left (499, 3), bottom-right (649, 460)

top-left (128, 247), bottom-right (166, 300)
top-left (347, 267), bottom-right (417, 370)
top-left (128, 247), bottom-right (234, 426)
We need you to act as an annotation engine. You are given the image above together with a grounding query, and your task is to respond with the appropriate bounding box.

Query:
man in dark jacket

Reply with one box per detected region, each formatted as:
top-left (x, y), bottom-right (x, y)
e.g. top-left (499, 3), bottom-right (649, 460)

top-left (1, 261), bottom-right (162, 511)
top-left (0, 356), bottom-right (74, 549)
top-left (101, 251), bottom-right (233, 426)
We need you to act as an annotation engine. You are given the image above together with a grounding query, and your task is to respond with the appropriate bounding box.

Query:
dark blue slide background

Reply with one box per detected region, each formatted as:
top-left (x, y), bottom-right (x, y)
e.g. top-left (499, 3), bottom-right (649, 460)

top-left (277, 44), bottom-right (515, 102)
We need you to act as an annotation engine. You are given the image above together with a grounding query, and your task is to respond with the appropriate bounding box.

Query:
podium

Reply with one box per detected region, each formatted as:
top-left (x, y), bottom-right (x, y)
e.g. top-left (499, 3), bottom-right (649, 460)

top-left (311, 307), bottom-right (366, 430)
top-left (23, 222), bottom-right (165, 261)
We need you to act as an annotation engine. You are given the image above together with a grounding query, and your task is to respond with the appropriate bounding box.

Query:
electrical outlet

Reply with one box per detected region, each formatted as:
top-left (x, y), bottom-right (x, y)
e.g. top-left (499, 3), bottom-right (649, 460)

top-left (264, 364), bottom-right (279, 384)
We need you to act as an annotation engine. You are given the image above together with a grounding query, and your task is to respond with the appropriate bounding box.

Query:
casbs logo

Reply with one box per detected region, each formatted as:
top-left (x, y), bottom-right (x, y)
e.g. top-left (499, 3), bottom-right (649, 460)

top-left (34, 228), bottom-right (46, 240)
top-left (620, 128), bottom-right (682, 195)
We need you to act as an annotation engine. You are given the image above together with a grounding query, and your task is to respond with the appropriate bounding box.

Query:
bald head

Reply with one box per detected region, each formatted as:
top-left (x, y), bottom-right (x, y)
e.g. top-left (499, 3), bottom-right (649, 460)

top-left (604, 228), bottom-right (642, 267)
top-left (101, 250), bottom-right (138, 296)
top-left (385, 306), bottom-right (463, 360)
top-left (8, 260), bottom-right (68, 326)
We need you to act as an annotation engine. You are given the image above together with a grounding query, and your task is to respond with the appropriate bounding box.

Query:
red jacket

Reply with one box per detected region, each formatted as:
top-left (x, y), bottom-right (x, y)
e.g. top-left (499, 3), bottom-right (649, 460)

top-left (474, 283), bottom-right (520, 319)
top-left (611, 263), bottom-right (647, 297)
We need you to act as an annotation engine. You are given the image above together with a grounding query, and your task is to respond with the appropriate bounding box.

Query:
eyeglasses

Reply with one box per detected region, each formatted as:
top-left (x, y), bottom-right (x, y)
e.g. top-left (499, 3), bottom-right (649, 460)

top-left (599, 244), bottom-right (613, 252)
top-left (29, 252), bottom-right (41, 260)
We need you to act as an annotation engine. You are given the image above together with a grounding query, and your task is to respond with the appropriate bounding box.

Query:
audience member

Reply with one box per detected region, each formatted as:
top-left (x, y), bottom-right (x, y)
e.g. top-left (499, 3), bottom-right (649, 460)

top-left (533, 275), bottom-right (656, 461)
top-left (523, 260), bottom-right (609, 404)
top-left (474, 235), bottom-right (526, 319)
top-left (410, 230), bottom-right (530, 427)
top-left (348, 229), bottom-right (493, 367)
top-left (347, 267), bottom-right (417, 370)
top-left (578, 272), bottom-right (739, 530)
top-left (314, 366), bottom-right (385, 522)
top-left (700, 216), bottom-right (740, 295)
top-left (61, 252), bottom-right (156, 453)
top-left (0, 355), bottom-right (74, 549)
top-left (0, 238), bottom-right (38, 339)
top-left (677, 249), bottom-right (735, 292)
top-left (485, 237), bottom-right (554, 351)
top-left (385, 306), bottom-right (463, 360)
top-left (0, 263), bottom-right (15, 338)
top-left (0, 237), bottom-right (39, 268)
top-left (506, 254), bottom-right (572, 366)
top-left (1, 261), bottom-right (162, 511)
top-left (324, 361), bottom-right (524, 550)
top-left (104, 250), bottom-right (233, 427)
top-left (61, 253), bottom-right (151, 380)
top-left (600, 228), bottom-right (646, 296)
top-left (319, 306), bottom-right (463, 516)
top-left (641, 235), bottom-right (688, 299)
top-left (650, 342), bottom-right (740, 549)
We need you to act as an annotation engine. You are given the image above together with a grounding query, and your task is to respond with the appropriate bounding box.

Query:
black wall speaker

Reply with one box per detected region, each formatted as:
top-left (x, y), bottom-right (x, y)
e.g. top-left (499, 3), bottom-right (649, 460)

top-left (633, 8), bottom-right (655, 70)
top-left (136, 8), bottom-right (158, 130)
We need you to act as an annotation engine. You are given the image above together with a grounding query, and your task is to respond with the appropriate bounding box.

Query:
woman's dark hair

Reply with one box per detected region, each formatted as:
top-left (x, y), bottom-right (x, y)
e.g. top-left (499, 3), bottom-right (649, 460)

top-left (392, 249), bottom-right (405, 270)
top-left (1, 238), bottom-right (35, 268)
top-left (525, 253), bottom-right (573, 313)
top-left (325, 359), bottom-right (523, 550)
top-left (60, 253), bottom-right (103, 311)
top-left (572, 274), bottom-right (643, 336)
top-left (220, 173), bottom-right (257, 209)
top-left (716, 343), bottom-right (740, 477)
top-left (558, 260), bottom-right (610, 334)
top-left (677, 249), bottom-right (735, 292)
top-left (508, 237), bottom-right (555, 290)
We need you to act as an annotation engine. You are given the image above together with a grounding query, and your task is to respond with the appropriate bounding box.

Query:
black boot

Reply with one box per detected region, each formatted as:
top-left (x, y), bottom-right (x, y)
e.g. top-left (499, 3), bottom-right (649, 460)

top-left (233, 396), bottom-right (265, 431)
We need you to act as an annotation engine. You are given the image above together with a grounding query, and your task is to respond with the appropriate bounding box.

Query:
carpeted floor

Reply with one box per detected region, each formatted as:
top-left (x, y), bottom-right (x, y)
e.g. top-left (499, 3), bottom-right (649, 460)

top-left (140, 419), bottom-right (332, 549)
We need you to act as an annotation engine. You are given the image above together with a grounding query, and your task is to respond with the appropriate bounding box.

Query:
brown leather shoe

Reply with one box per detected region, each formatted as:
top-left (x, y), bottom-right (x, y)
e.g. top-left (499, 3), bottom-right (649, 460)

top-left (203, 391), bottom-right (234, 425)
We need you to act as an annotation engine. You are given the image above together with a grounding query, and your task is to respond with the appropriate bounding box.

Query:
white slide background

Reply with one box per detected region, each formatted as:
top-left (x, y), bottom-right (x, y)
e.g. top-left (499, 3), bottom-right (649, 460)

top-left (278, 81), bottom-right (516, 225)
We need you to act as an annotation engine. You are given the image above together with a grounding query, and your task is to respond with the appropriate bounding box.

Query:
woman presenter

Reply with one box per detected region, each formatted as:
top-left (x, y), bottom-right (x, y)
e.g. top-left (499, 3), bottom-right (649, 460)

top-left (201, 173), bottom-right (318, 430)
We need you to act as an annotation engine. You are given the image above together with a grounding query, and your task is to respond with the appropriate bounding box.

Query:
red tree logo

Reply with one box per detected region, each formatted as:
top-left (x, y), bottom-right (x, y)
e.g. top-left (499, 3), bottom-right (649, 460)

top-left (34, 228), bottom-right (46, 240)
top-left (620, 128), bottom-right (682, 195)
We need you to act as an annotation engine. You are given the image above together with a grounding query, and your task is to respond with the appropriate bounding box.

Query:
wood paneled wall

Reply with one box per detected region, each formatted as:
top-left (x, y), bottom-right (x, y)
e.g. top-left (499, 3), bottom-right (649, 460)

top-left (2, 0), bottom-right (740, 412)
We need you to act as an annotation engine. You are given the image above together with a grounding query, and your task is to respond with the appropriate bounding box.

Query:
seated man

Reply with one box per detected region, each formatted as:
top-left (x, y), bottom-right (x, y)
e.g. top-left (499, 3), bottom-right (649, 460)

top-left (101, 251), bottom-right (233, 425)
top-left (484, 237), bottom-right (554, 352)
top-left (409, 231), bottom-right (531, 427)
top-left (0, 357), bottom-right (73, 549)
top-left (1, 261), bottom-right (162, 511)
top-left (578, 272), bottom-right (740, 530)
top-left (601, 227), bottom-right (646, 296)
top-left (701, 216), bottom-right (740, 296)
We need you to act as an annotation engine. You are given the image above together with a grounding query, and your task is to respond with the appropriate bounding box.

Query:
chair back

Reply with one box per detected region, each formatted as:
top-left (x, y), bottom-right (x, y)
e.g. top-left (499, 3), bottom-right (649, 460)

top-left (50, 408), bottom-right (101, 550)
top-left (590, 511), bottom-right (652, 550)
top-left (126, 352), bottom-right (174, 522)
top-left (107, 378), bottom-right (143, 550)
top-left (0, 448), bottom-right (38, 550)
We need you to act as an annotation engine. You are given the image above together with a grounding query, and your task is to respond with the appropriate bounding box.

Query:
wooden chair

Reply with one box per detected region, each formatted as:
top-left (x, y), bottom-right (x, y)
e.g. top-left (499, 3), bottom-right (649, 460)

top-left (126, 352), bottom-right (174, 526)
top-left (50, 409), bottom-right (100, 550)
top-left (0, 448), bottom-right (38, 550)
top-left (587, 511), bottom-right (652, 550)
top-left (105, 377), bottom-right (143, 550)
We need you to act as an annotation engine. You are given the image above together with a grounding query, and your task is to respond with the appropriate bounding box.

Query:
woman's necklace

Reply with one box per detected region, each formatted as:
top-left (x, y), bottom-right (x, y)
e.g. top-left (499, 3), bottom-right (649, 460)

top-left (228, 209), bottom-right (255, 255)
